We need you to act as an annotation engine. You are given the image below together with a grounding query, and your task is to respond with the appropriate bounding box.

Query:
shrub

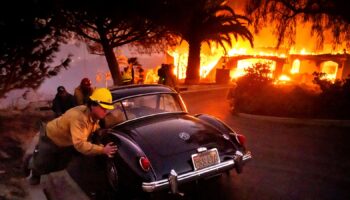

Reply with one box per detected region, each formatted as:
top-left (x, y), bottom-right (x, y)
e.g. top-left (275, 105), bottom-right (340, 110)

top-left (229, 64), bottom-right (350, 119)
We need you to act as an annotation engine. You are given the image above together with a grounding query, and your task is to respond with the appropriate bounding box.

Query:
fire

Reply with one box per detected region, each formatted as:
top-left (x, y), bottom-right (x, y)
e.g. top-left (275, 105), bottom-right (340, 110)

top-left (168, 42), bottom-right (224, 80)
top-left (276, 75), bottom-right (291, 84)
top-left (299, 48), bottom-right (308, 55)
top-left (230, 62), bottom-right (247, 79)
top-left (228, 48), bottom-right (247, 56)
top-left (168, 40), bottom-right (278, 80)
top-left (321, 61), bottom-right (338, 81)
top-left (279, 75), bottom-right (291, 81)
top-left (291, 59), bottom-right (300, 74)
top-left (161, 2), bottom-right (350, 84)
top-left (171, 51), bottom-right (187, 79)
top-left (166, 36), bottom-right (347, 84)
top-left (230, 59), bottom-right (276, 79)
top-left (144, 68), bottom-right (160, 84)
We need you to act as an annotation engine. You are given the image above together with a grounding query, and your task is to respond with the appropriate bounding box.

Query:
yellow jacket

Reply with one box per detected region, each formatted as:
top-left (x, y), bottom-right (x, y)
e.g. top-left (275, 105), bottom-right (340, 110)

top-left (46, 105), bottom-right (104, 155)
top-left (74, 86), bottom-right (93, 105)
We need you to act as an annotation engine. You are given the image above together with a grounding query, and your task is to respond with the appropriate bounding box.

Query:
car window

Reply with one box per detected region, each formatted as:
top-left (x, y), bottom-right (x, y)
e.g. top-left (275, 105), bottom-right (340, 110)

top-left (158, 94), bottom-right (181, 111)
top-left (104, 102), bottom-right (127, 127)
top-left (103, 93), bottom-right (184, 127)
top-left (122, 93), bottom-right (183, 119)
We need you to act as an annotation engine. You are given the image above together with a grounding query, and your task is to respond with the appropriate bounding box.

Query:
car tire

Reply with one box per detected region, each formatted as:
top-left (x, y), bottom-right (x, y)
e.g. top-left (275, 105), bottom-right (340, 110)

top-left (105, 158), bottom-right (148, 199)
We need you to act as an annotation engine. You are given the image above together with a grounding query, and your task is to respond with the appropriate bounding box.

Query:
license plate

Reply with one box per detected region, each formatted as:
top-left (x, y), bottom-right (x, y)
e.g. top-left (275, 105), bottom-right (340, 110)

top-left (191, 148), bottom-right (220, 170)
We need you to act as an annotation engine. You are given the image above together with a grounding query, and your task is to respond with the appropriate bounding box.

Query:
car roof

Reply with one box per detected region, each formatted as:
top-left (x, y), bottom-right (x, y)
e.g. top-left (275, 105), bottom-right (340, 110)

top-left (110, 84), bottom-right (177, 101)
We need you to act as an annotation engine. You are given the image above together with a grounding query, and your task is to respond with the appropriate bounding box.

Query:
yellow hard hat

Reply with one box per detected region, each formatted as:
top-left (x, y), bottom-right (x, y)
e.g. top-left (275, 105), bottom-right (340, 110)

top-left (89, 88), bottom-right (114, 110)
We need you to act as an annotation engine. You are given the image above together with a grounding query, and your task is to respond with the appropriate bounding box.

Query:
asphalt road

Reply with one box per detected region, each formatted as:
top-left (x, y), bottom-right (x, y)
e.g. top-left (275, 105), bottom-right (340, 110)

top-left (183, 88), bottom-right (350, 200)
top-left (68, 87), bottom-right (350, 200)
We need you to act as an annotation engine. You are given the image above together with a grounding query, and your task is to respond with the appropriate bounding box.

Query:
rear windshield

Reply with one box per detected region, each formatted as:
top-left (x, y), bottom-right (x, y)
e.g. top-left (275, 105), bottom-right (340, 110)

top-left (104, 93), bottom-right (184, 127)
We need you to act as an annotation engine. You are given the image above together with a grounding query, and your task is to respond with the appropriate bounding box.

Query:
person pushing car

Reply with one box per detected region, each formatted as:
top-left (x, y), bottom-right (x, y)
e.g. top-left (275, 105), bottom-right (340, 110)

top-left (27, 88), bottom-right (118, 185)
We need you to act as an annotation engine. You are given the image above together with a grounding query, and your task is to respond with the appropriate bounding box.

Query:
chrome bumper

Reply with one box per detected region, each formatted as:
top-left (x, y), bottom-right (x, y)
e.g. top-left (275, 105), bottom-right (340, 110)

top-left (242, 151), bottom-right (252, 161)
top-left (142, 151), bottom-right (252, 193)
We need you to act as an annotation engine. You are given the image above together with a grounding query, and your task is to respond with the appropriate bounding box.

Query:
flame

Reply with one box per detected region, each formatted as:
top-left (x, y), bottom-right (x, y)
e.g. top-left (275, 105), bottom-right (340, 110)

top-left (171, 51), bottom-right (188, 79)
top-left (165, 35), bottom-right (345, 83)
top-left (230, 62), bottom-right (248, 79)
top-left (161, 3), bottom-right (349, 84)
top-left (291, 59), bottom-right (300, 74)
top-left (273, 75), bottom-right (291, 85)
top-left (300, 48), bottom-right (307, 55)
top-left (168, 40), bottom-right (286, 80)
top-left (229, 59), bottom-right (276, 79)
top-left (144, 68), bottom-right (160, 84)
top-left (320, 61), bottom-right (338, 81)
top-left (168, 42), bottom-right (224, 80)
top-left (228, 48), bottom-right (248, 56)
top-left (279, 75), bottom-right (291, 81)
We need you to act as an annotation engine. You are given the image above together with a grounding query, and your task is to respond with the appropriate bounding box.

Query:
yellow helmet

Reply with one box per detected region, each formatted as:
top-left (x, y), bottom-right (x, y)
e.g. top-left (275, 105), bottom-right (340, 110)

top-left (89, 88), bottom-right (114, 110)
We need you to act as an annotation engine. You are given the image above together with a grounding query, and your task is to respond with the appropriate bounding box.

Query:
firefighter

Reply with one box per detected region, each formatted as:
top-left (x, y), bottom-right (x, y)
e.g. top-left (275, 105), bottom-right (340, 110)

top-left (74, 78), bottom-right (94, 105)
top-left (164, 64), bottom-right (177, 90)
top-left (136, 65), bottom-right (145, 84)
top-left (27, 88), bottom-right (117, 185)
top-left (121, 66), bottom-right (133, 85)
top-left (157, 64), bottom-right (167, 84)
top-left (52, 86), bottom-right (75, 117)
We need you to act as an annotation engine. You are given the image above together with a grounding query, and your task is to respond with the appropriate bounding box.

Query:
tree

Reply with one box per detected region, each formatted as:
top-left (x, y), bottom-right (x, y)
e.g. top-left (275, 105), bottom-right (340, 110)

top-left (151, 0), bottom-right (253, 84)
top-left (0, 0), bottom-right (71, 98)
top-left (61, 0), bottom-right (169, 85)
top-left (245, 0), bottom-right (350, 49)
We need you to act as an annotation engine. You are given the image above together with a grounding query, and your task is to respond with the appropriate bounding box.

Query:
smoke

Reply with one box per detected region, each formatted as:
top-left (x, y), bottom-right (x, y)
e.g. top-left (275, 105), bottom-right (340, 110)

top-left (0, 89), bottom-right (54, 110)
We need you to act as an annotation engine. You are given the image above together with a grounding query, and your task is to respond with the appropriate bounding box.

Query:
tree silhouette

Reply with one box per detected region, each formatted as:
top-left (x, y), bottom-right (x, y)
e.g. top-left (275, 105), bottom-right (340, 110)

top-left (246, 0), bottom-right (350, 49)
top-left (151, 0), bottom-right (253, 84)
top-left (0, 0), bottom-right (71, 98)
top-left (60, 0), bottom-right (169, 85)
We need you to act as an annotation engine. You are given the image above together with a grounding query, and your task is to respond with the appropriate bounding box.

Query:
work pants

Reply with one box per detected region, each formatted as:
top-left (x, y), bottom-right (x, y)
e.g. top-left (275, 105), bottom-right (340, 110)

top-left (30, 123), bottom-right (78, 175)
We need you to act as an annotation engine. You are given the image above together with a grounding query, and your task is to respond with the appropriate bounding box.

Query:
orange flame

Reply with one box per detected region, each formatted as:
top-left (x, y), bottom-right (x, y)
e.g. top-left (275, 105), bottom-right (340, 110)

top-left (168, 42), bottom-right (224, 80)
top-left (166, 37), bottom-right (345, 83)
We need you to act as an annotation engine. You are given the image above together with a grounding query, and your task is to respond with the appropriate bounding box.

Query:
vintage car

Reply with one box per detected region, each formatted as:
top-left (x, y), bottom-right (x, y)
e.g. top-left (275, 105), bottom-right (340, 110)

top-left (98, 84), bottom-right (252, 195)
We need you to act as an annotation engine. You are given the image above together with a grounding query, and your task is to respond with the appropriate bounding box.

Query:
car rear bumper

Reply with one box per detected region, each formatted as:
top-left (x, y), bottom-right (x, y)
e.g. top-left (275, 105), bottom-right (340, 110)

top-left (142, 151), bottom-right (252, 193)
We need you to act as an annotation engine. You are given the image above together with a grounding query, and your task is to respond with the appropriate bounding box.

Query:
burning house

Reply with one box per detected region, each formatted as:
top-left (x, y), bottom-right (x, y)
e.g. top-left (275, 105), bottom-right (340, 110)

top-left (210, 51), bottom-right (350, 84)
top-left (164, 0), bottom-right (350, 85)
top-left (167, 44), bottom-right (350, 84)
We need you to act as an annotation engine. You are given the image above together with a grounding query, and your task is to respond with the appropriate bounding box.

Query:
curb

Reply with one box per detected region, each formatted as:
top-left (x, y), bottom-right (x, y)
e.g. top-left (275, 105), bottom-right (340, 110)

top-left (24, 170), bottom-right (89, 200)
top-left (42, 170), bottom-right (89, 200)
top-left (21, 178), bottom-right (47, 200)
top-left (237, 112), bottom-right (350, 127)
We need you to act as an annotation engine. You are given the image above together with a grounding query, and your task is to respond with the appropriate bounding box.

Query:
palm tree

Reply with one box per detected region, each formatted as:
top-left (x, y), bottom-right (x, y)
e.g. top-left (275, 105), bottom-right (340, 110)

top-left (175, 0), bottom-right (254, 84)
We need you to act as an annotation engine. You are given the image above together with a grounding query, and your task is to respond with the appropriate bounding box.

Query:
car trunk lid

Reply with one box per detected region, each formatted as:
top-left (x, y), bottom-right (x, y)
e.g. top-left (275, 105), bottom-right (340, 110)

top-left (118, 114), bottom-right (234, 179)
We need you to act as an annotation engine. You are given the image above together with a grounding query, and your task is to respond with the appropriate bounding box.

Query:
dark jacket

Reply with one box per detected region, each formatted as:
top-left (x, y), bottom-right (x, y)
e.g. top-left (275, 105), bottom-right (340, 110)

top-left (52, 93), bottom-right (76, 117)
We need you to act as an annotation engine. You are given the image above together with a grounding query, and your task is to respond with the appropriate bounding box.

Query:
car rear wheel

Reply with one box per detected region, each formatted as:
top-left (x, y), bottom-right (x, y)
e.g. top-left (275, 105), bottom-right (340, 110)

top-left (105, 159), bottom-right (149, 199)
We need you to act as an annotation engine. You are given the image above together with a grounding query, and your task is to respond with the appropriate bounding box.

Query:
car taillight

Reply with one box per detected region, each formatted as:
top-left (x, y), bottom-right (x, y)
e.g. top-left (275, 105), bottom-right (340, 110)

top-left (235, 134), bottom-right (246, 146)
top-left (139, 156), bottom-right (151, 172)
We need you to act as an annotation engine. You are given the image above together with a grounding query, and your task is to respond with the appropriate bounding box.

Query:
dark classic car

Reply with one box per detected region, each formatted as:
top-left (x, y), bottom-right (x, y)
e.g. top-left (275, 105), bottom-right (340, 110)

top-left (98, 84), bottom-right (252, 195)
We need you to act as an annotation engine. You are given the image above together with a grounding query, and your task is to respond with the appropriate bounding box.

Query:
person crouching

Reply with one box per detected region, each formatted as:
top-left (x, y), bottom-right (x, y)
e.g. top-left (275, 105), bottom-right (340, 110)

top-left (27, 88), bottom-right (117, 185)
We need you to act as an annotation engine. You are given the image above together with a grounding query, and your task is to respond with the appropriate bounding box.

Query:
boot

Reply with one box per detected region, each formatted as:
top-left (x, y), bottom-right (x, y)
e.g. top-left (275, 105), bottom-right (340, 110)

top-left (27, 169), bottom-right (41, 185)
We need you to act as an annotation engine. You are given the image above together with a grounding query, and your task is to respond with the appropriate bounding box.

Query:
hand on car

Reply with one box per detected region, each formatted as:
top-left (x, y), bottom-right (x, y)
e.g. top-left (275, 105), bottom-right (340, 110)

top-left (103, 142), bottom-right (118, 158)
